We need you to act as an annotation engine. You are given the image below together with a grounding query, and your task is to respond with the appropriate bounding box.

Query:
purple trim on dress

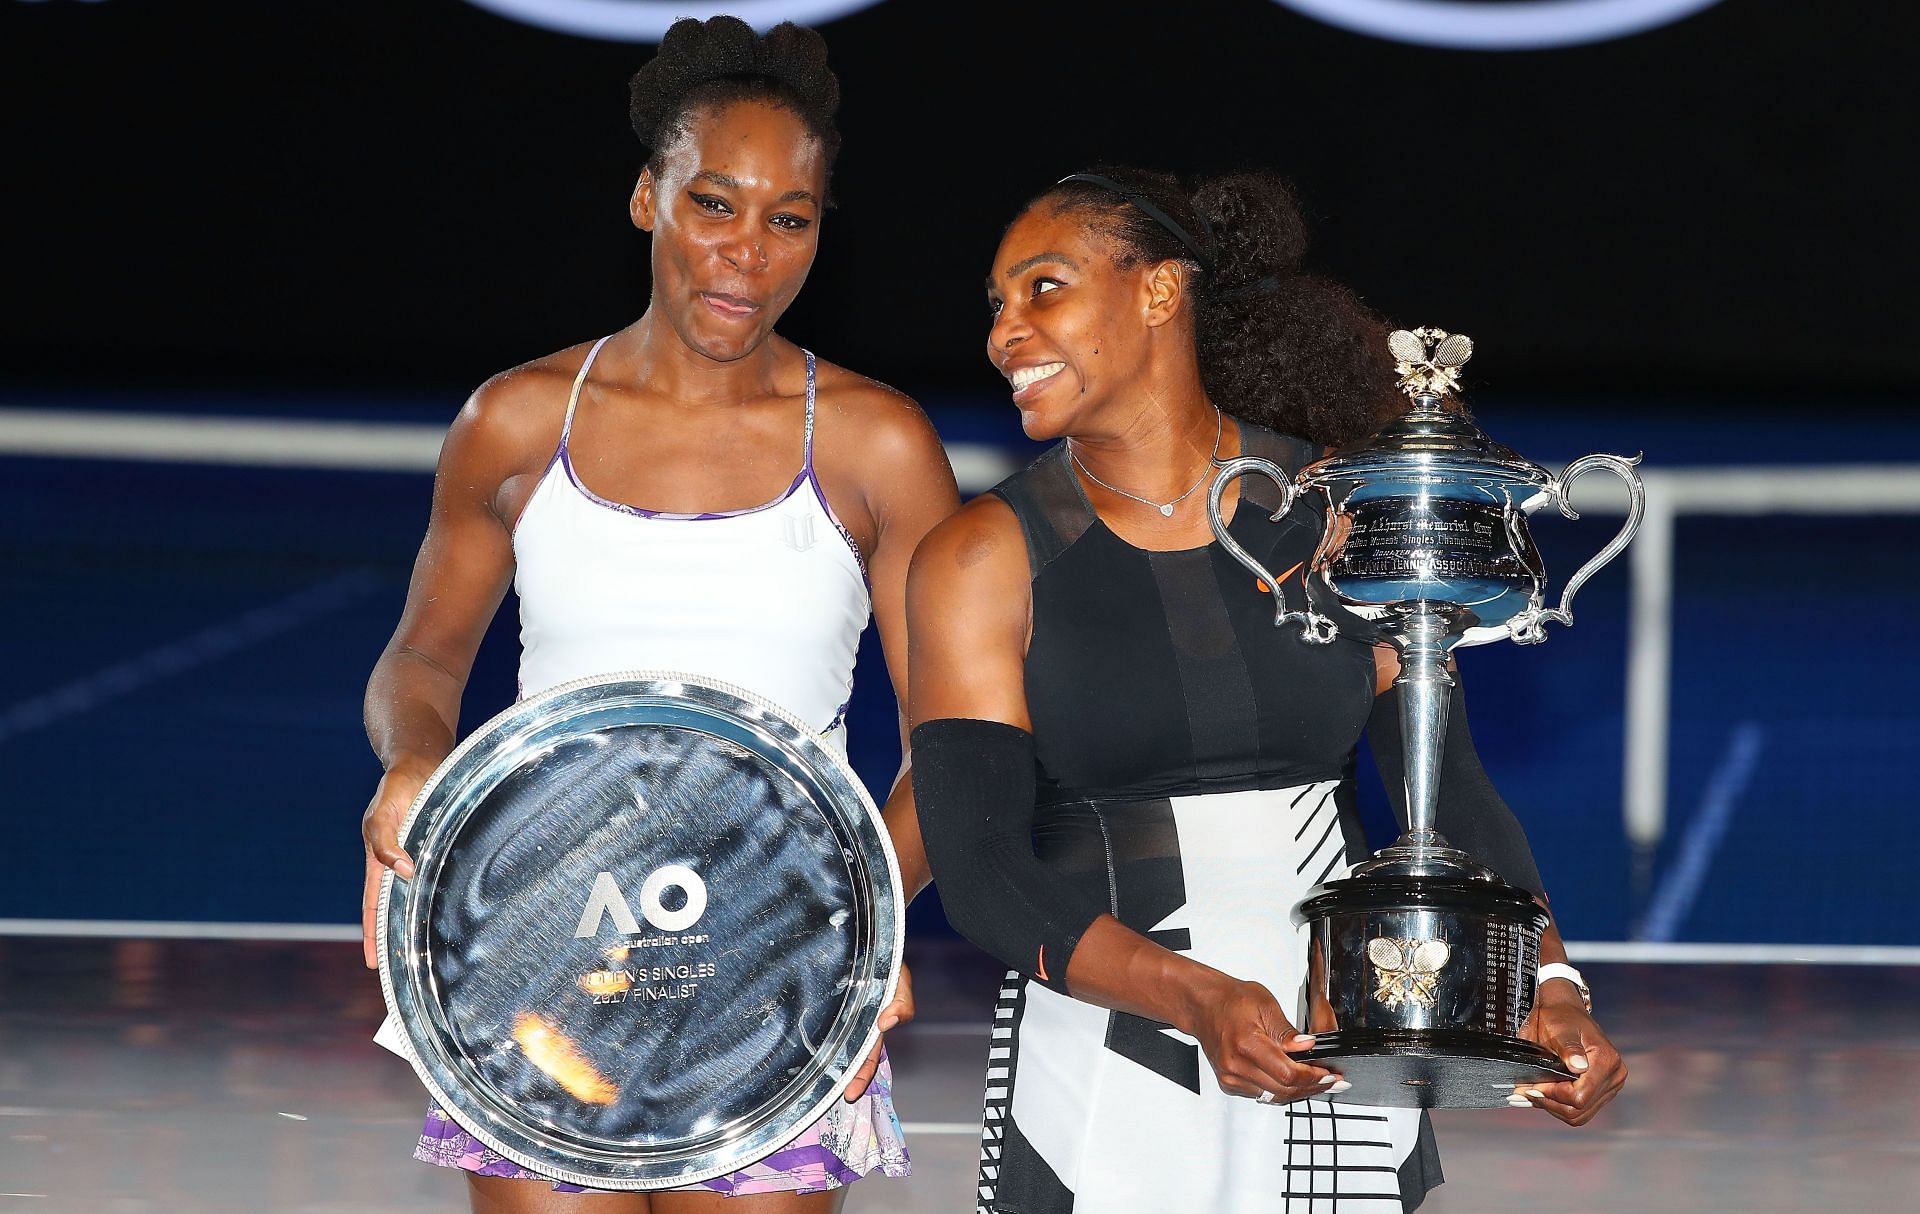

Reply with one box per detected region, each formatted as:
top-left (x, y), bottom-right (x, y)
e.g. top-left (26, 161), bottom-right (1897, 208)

top-left (551, 345), bottom-right (838, 525)
top-left (825, 696), bottom-right (852, 734)
top-left (508, 448), bottom-right (565, 542)
top-left (413, 1051), bottom-right (909, 1196)
top-left (509, 332), bottom-right (605, 544)
top-left (797, 348), bottom-right (874, 584)
top-left (807, 471), bottom-right (872, 584)
top-left (760, 1144), bottom-right (864, 1186)
top-left (561, 446), bottom-right (811, 520)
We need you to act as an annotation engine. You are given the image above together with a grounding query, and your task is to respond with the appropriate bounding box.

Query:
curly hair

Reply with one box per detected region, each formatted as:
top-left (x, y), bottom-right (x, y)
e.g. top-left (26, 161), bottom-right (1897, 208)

top-left (628, 17), bottom-right (841, 181)
top-left (1038, 168), bottom-right (1400, 448)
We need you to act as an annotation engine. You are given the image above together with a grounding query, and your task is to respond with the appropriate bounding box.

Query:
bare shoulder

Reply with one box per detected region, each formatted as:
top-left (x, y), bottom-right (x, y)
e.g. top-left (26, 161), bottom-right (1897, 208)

top-left (910, 494), bottom-right (1027, 596)
top-left (809, 355), bottom-right (945, 464)
top-left (444, 342), bottom-right (595, 473)
top-left (455, 345), bottom-right (588, 445)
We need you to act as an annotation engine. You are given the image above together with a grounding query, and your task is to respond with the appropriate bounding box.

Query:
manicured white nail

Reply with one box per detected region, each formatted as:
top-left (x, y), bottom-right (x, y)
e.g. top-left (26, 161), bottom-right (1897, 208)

top-left (1506, 1094), bottom-right (1531, 1107)
top-left (1567, 1054), bottom-right (1590, 1072)
top-left (1327, 1080), bottom-right (1352, 1094)
top-left (1290, 1034), bottom-right (1315, 1045)
top-left (1317, 1074), bottom-right (1338, 1085)
top-left (1524, 1088), bottom-right (1545, 1100)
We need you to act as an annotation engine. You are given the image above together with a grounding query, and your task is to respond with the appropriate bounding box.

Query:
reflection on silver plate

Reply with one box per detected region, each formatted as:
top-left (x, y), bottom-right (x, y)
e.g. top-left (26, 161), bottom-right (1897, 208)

top-left (376, 672), bottom-right (902, 1190)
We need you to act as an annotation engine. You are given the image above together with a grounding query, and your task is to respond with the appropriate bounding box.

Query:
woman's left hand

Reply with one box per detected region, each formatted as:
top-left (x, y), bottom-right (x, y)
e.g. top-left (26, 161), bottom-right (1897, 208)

top-left (843, 962), bottom-right (915, 1101)
top-left (1512, 984), bottom-right (1627, 1125)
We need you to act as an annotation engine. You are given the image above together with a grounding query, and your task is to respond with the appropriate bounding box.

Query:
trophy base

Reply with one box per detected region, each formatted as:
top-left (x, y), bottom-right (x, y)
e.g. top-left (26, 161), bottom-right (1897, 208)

top-left (1301, 1029), bottom-right (1572, 1109)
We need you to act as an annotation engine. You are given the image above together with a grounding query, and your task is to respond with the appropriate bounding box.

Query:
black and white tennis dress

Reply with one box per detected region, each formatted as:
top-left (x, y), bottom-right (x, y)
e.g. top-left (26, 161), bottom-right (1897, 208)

top-left (978, 424), bottom-right (1441, 1213)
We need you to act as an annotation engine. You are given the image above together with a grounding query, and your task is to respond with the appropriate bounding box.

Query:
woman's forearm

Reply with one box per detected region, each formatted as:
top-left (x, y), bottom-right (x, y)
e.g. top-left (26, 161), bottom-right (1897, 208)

top-left (364, 646), bottom-right (465, 776)
top-left (879, 765), bottom-right (932, 901)
top-left (1063, 913), bottom-right (1243, 1035)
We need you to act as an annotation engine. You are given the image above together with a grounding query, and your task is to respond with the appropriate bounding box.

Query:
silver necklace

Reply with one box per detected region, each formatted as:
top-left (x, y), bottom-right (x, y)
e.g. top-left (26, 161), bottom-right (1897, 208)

top-left (1068, 409), bottom-right (1224, 518)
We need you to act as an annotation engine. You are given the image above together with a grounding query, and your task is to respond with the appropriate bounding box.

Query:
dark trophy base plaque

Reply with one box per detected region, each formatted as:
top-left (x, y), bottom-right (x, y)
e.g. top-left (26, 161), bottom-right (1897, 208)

top-left (1296, 868), bottom-right (1566, 1110)
top-left (1304, 1029), bottom-right (1572, 1108)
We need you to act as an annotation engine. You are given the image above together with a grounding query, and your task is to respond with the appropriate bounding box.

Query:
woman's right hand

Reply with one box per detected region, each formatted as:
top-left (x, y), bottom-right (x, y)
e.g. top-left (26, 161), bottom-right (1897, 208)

top-left (1188, 977), bottom-right (1348, 1105)
top-left (360, 764), bottom-right (428, 969)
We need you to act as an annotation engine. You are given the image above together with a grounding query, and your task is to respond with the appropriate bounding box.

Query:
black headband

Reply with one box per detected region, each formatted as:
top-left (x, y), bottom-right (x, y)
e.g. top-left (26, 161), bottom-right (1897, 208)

top-left (1055, 172), bottom-right (1216, 274)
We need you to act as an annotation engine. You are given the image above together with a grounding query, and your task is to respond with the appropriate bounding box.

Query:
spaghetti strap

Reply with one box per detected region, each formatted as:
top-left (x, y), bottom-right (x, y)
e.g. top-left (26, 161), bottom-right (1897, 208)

top-left (801, 348), bottom-right (818, 470)
top-left (560, 335), bottom-right (613, 446)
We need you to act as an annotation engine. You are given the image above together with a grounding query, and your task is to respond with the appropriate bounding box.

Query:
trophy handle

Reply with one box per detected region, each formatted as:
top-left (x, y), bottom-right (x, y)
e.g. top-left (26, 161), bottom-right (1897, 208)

top-left (1510, 453), bottom-right (1646, 644)
top-left (1207, 456), bottom-right (1339, 644)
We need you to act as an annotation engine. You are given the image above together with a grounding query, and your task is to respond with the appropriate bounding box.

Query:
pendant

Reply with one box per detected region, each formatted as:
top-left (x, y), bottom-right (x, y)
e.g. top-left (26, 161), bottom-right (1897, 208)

top-left (1159, 503), bottom-right (1175, 517)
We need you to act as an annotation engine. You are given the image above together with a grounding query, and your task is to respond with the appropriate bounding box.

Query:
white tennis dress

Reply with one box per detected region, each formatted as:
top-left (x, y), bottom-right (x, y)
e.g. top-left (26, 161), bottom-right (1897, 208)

top-left (513, 335), bottom-right (870, 737)
top-left (392, 337), bottom-right (905, 1195)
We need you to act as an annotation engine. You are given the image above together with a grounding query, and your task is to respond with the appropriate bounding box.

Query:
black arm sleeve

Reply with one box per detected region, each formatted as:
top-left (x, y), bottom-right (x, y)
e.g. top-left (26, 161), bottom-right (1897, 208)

top-left (910, 717), bottom-right (1106, 993)
top-left (1366, 680), bottom-right (1546, 897)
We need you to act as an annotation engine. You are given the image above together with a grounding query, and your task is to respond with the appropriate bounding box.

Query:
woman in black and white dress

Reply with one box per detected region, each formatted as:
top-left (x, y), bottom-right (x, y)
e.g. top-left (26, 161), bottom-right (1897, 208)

top-left (907, 168), bottom-right (1626, 1212)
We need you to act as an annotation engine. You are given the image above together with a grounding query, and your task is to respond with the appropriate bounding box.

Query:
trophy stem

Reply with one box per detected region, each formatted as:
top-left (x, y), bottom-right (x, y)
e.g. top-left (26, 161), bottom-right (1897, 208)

top-left (1394, 609), bottom-right (1456, 846)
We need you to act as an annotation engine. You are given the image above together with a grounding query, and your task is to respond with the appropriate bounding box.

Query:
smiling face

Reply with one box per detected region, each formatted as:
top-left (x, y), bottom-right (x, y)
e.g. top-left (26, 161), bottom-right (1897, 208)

top-left (985, 202), bottom-right (1171, 440)
top-left (632, 99), bottom-right (826, 363)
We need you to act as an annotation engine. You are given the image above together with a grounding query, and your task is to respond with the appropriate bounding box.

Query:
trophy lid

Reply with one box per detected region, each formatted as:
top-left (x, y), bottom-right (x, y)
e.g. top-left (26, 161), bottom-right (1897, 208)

top-left (1299, 328), bottom-right (1552, 489)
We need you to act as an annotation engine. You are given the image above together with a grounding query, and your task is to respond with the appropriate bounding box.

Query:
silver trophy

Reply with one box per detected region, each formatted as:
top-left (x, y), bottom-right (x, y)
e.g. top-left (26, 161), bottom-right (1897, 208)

top-left (1206, 328), bottom-right (1643, 1108)
top-left (377, 671), bottom-right (903, 1188)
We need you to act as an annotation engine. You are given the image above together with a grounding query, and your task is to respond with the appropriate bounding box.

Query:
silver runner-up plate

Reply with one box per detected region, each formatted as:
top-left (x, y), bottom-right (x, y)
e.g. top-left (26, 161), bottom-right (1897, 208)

top-left (377, 671), bottom-right (903, 1190)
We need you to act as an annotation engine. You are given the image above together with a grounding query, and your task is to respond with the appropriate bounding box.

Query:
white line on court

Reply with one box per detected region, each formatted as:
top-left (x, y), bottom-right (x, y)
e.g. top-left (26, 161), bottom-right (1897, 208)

top-left (1638, 721), bottom-right (1765, 942)
top-left (0, 409), bottom-right (449, 471)
top-left (900, 1122), bottom-right (980, 1136)
top-left (1564, 941), bottom-right (1920, 966)
top-left (0, 569), bottom-right (387, 746)
top-left (0, 920), bottom-right (363, 942)
top-left (0, 408), bottom-right (1019, 494)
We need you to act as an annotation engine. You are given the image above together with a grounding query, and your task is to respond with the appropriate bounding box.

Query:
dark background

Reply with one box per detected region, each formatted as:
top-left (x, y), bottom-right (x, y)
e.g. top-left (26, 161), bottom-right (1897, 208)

top-left (3, 0), bottom-right (1912, 401)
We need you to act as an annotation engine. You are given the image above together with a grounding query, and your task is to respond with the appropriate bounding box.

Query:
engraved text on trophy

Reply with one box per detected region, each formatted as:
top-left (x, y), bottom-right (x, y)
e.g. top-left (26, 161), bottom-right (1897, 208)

top-left (1330, 497), bottom-right (1525, 606)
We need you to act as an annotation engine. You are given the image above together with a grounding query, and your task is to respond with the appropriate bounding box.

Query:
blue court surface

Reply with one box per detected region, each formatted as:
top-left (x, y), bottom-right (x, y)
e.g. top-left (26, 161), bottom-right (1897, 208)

top-left (3, 395), bottom-right (1915, 951)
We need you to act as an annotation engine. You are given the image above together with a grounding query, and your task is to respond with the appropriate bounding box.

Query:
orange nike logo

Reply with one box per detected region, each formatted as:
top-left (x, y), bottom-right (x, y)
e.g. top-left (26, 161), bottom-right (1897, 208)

top-left (1257, 562), bottom-right (1304, 594)
top-left (1036, 946), bottom-right (1049, 982)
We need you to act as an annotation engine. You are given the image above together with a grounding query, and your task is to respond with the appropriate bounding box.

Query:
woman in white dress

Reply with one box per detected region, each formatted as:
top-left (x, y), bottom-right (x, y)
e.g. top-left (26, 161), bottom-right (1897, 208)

top-left (357, 18), bottom-right (958, 1213)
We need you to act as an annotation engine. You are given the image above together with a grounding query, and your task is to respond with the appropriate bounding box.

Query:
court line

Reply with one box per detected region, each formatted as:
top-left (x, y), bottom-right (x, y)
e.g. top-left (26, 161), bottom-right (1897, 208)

top-left (1, 919), bottom-right (1915, 965)
top-left (0, 408), bottom-right (1019, 494)
top-left (0, 409), bottom-right (447, 471)
top-left (1637, 721), bottom-right (1765, 942)
top-left (0, 920), bottom-right (365, 941)
top-left (1563, 941), bottom-right (1920, 966)
top-left (0, 569), bottom-right (386, 746)
top-left (900, 1122), bottom-right (980, 1136)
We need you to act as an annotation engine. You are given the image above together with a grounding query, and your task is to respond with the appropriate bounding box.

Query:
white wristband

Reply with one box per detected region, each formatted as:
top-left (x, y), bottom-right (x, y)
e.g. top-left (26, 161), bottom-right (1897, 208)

top-left (1536, 962), bottom-right (1591, 1011)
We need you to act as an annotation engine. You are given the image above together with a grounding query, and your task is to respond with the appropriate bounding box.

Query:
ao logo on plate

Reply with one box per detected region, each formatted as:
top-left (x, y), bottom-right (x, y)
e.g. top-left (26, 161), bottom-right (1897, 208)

top-left (462, 0), bottom-right (888, 42)
top-left (573, 866), bottom-right (708, 937)
top-left (1271, 0), bottom-right (1724, 50)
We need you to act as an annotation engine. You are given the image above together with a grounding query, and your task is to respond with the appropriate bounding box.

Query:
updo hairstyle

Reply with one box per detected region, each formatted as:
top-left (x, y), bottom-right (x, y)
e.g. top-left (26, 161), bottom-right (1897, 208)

top-left (628, 17), bottom-right (842, 186)
top-left (1040, 168), bottom-right (1401, 448)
